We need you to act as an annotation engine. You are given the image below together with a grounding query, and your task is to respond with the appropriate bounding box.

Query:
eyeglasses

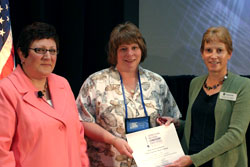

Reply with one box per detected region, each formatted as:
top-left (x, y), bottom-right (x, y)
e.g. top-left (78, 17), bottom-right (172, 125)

top-left (29, 48), bottom-right (59, 55)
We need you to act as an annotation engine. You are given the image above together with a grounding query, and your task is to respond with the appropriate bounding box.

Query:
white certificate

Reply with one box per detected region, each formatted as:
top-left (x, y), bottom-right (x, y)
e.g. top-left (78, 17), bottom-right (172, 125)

top-left (126, 124), bottom-right (184, 167)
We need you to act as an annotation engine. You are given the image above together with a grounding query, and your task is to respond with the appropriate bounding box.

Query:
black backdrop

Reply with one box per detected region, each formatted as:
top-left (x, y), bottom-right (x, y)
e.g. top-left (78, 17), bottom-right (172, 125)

top-left (9, 0), bottom-right (138, 96)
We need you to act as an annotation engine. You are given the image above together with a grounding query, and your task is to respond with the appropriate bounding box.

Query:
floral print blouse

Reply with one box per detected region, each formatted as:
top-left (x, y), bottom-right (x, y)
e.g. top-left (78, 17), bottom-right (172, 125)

top-left (76, 66), bottom-right (181, 167)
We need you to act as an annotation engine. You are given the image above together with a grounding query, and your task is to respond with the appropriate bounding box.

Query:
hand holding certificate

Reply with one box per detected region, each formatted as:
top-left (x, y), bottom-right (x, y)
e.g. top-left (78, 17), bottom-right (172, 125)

top-left (126, 124), bottom-right (184, 167)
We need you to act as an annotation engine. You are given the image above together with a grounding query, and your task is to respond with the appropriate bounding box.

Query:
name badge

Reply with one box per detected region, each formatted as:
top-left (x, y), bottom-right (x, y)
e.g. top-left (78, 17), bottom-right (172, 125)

top-left (219, 92), bottom-right (237, 101)
top-left (125, 116), bottom-right (150, 134)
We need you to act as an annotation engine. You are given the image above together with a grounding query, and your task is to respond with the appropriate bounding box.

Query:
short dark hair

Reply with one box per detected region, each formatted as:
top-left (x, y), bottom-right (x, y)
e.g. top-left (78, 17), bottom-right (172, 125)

top-left (107, 22), bottom-right (147, 66)
top-left (16, 22), bottom-right (59, 64)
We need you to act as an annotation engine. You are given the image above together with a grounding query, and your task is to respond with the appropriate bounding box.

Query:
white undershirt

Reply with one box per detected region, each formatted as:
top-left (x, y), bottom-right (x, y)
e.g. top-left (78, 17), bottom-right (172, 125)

top-left (46, 99), bottom-right (53, 106)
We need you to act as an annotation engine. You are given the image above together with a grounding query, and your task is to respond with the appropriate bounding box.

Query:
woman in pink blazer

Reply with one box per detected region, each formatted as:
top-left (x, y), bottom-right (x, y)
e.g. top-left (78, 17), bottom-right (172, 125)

top-left (0, 22), bottom-right (89, 167)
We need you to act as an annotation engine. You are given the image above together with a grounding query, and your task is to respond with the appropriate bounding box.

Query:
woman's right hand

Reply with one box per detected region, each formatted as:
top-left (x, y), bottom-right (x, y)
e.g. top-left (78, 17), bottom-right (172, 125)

top-left (111, 137), bottom-right (133, 158)
top-left (157, 117), bottom-right (174, 125)
top-left (157, 117), bottom-right (180, 128)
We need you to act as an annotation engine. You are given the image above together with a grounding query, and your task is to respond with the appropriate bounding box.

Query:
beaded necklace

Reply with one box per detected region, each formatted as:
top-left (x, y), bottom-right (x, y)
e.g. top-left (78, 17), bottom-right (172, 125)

top-left (204, 73), bottom-right (228, 91)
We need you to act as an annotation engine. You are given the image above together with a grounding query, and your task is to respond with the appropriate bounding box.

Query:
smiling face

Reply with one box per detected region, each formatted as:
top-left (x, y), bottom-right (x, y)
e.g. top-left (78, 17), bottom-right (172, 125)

top-left (116, 43), bottom-right (142, 73)
top-left (18, 38), bottom-right (57, 80)
top-left (202, 40), bottom-right (232, 75)
top-left (108, 22), bottom-right (147, 67)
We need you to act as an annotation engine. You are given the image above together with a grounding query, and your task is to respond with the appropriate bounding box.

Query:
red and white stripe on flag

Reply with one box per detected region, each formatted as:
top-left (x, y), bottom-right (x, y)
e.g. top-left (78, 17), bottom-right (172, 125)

top-left (0, 0), bottom-right (15, 80)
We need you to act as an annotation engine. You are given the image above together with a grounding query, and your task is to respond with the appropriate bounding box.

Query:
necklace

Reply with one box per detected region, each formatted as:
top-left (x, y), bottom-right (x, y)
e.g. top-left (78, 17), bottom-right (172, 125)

top-left (123, 78), bottom-right (137, 95)
top-left (42, 81), bottom-right (48, 94)
top-left (128, 89), bottom-right (135, 94)
top-left (126, 85), bottom-right (136, 94)
top-left (204, 73), bottom-right (228, 91)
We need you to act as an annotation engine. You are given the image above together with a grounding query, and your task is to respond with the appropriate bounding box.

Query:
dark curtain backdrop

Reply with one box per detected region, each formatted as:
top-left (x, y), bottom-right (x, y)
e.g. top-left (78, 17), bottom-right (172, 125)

top-left (9, 0), bottom-right (138, 96)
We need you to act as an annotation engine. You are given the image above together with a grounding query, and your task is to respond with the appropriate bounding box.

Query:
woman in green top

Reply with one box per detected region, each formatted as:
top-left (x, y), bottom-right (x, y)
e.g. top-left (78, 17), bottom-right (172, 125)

top-left (164, 27), bottom-right (250, 167)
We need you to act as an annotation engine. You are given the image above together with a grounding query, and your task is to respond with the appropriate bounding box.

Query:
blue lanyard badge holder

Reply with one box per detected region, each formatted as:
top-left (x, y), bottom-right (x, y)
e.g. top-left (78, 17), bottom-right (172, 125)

top-left (120, 72), bottom-right (150, 134)
top-left (125, 116), bottom-right (150, 134)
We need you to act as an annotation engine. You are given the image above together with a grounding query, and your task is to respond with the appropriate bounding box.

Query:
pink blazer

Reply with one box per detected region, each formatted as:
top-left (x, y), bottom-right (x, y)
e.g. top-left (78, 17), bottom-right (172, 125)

top-left (0, 65), bottom-right (89, 167)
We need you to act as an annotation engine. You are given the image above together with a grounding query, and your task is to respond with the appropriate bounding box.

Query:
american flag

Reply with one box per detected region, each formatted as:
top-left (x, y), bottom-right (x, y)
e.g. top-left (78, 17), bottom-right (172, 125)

top-left (0, 0), bottom-right (14, 80)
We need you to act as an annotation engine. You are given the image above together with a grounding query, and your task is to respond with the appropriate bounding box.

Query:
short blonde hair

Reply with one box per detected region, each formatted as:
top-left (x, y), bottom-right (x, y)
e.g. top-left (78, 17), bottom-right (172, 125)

top-left (107, 22), bottom-right (147, 66)
top-left (200, 26), bottom-right (233, 54)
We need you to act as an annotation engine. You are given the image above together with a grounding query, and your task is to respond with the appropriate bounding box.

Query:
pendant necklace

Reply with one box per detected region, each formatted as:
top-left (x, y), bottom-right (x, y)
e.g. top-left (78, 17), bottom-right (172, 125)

top-left (42, 81), bottom-right (48, 95)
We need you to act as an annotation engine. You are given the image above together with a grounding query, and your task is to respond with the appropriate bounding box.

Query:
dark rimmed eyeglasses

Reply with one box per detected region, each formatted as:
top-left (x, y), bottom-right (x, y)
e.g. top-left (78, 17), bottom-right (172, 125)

top-left (29, 48), bottom-right (59, 55)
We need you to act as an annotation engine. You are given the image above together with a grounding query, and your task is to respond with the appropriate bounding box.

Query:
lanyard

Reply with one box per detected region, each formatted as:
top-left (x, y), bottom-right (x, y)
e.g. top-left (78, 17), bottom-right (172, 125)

top-left (119, 70), bottom-right (148, 118)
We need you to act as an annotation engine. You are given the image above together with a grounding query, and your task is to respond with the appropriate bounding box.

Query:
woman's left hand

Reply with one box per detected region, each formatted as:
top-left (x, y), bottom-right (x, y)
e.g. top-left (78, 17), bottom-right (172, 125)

top-left (165, 155), bottom-right (192, 167)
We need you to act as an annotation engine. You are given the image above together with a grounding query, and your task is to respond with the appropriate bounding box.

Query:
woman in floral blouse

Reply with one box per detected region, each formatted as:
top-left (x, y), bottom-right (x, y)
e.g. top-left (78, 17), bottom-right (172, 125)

top-left (76, 22), bottom-right (181, 167)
